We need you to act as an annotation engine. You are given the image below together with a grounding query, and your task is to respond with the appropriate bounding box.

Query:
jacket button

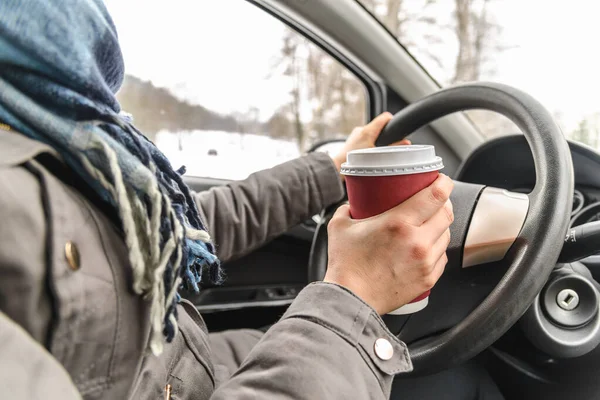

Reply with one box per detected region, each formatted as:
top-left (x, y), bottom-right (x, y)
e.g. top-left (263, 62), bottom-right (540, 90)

top-left (374, 338), bottom-right (394, 360)
top-left (65, 241), bottom-right (80, 271)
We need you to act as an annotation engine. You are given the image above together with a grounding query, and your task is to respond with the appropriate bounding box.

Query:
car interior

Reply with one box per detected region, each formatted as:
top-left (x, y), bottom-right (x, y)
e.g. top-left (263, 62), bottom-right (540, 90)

top-left (142, 0), bottom-right (600, 398)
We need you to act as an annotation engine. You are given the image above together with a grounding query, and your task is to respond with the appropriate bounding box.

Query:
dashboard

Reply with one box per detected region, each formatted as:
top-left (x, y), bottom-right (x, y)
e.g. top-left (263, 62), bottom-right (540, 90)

top-left (455, 134), bottom-right (600, 228)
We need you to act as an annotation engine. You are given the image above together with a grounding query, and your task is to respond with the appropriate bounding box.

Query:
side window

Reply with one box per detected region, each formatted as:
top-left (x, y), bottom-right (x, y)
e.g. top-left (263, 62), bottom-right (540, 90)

top-left (108, 0), bottom-right (367, 180)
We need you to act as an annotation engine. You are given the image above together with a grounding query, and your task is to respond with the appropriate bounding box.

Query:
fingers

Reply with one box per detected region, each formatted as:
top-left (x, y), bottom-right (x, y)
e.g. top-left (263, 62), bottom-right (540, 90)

top-left (395, 174), bottom-right (454, 226)
top-left (363, 112), bottom-right (393, 139)
top-left (390, 139), bottom-right (411, 146)
top-left (421, 200), bottom-right (454, 243)
top-left (428, 228), bottom-right (451, 267)
top-left (426, 252), bottom-right (448, 289)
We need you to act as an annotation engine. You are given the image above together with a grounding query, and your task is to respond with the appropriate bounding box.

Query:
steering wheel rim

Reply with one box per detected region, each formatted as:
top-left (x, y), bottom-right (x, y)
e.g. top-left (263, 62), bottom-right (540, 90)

top-left (308, 82), bottom-right (574, 374)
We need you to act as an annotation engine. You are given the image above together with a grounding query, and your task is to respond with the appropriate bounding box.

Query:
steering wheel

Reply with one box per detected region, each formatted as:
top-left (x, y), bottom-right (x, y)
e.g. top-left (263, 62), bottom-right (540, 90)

top-left (308, 82), bottom-right (574, 375)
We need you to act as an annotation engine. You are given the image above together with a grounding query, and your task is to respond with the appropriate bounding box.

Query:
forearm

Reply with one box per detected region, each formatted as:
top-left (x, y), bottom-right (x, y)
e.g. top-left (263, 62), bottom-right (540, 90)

top-left (211, 282), bottom-right (412, 399)
top-left (193, 152), bottom-right (344, 263)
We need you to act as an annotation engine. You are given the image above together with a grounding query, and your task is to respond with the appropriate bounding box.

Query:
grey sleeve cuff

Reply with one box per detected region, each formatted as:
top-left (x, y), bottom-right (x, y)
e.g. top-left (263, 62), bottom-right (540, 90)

top-left (305, 152), bottom-right (345, 209)
top-left (282, 282), bottom-right (413, 386)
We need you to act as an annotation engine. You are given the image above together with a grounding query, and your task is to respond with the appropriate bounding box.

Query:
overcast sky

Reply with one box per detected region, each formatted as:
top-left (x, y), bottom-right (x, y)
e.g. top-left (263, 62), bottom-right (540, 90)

top-left (104, 0), bottom-right (600, 132)
top-left (104, 0), bottom-right (288, 121)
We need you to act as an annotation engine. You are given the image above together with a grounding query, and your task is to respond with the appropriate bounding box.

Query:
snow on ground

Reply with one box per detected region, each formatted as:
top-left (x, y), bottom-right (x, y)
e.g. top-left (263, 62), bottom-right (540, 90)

top-left (156, 130), bottom-right (300, 181)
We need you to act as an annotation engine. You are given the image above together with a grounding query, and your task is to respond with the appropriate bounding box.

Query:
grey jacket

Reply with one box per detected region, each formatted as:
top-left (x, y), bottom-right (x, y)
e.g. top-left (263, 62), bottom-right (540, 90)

top-left (0, 131), bottom-right (412, 399)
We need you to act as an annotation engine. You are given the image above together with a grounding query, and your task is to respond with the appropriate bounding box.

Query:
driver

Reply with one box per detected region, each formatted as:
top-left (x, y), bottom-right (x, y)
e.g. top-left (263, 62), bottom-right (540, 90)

top-left (0, 1), bottom-right (486, 399)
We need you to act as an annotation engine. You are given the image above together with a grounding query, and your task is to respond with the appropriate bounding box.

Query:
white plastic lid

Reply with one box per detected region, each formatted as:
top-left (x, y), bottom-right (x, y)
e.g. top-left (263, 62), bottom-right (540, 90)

top-left (340, 145), bottom-right (443, 176)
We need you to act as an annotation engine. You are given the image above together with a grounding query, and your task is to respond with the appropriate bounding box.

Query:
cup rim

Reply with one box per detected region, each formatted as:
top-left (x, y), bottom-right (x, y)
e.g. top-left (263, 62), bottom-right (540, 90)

top-left (342, 145), bottom-right (443, 176)
top-left (348, 144), bottom-right (432, 154)
top-left (340, 158), bottom-right (443, 176)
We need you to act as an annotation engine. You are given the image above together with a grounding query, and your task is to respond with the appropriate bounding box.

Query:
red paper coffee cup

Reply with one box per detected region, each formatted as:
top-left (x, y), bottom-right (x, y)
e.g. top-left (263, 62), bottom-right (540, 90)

top-left (341, 145), bottom-right (444, 315)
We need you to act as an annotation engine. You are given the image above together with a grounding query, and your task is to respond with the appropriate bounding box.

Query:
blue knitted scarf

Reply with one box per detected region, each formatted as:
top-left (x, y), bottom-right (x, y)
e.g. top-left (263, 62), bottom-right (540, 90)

top-left (0, 0), bottom-right (221, 355)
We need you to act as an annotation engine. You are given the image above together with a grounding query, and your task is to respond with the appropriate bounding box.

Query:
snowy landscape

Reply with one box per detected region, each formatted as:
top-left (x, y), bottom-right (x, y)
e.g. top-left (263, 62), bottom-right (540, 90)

top-left (156, 130), bottom-right (300, 181)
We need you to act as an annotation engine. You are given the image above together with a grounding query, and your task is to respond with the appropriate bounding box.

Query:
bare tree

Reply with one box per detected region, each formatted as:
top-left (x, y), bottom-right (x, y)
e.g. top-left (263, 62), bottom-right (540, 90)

top-left (307, 46), bottom-right (335, 141)
top-left (365, 0), bottom-right (443, 69)
top-left (570, 114), bottom-right (600, 149)
top-left (232, 106), bottom-right (261, 134)
top-left (331, 67), bottom-right (367, 137)
top-left (284, 33), bottom-right (306, 150)
top-left (272, 28), bottom-right (368, 150)
top-left (448, 0), bottom-right (519, 137)
top-left (384, 0), bottom-right (403, 37)
top-left (453, 0), bottom-right (494, 82)
top-left (273, 30), bottom-right (308, 151)
top-left (266, 105), bottom-right (294, 140)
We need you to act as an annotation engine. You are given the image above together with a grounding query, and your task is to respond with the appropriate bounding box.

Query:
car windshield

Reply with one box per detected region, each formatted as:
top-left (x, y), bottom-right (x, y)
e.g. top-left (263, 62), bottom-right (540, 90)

top-left (107, 1), bottom-right (600, 181)
top-left (359, 0), bottom-right (600, 148)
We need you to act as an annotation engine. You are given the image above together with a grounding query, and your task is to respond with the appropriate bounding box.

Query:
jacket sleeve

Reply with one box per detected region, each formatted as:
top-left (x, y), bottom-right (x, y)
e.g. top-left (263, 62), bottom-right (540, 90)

top-left (0, 312), bottom-right (82, 399)
top-left (192, 152), bottom-right (345, 263)
top-left (211, 282), bottom-right (413, 399)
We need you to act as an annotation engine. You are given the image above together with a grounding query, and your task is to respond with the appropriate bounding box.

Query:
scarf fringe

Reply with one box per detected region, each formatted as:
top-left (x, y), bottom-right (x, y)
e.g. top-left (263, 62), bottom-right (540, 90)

top-left (76, 128), bottom-right (217, 355)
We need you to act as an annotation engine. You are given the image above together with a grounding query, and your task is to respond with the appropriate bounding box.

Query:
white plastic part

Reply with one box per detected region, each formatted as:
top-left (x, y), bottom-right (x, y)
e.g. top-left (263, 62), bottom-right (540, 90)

top-left (462, 187), bottom-right (529, 268)
top-left (387, 296), bottom-right (429, 315)
top-left (341, 145), bottom-right (443, 176)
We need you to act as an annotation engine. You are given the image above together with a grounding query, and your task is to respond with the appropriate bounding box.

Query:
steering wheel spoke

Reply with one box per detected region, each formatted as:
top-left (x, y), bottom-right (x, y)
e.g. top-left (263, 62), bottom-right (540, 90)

top-left (462, 187), bottom-right (529, 268)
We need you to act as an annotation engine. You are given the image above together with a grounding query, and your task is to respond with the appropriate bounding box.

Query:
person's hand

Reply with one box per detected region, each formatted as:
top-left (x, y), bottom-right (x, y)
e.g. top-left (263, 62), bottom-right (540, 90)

top-left (331, 112), bottom-right (410, 175)
top-left (324, 174), bottom-right (454, 315)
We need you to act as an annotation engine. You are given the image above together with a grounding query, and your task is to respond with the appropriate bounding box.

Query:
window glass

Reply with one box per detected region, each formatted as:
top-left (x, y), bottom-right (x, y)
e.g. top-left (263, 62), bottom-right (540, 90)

top-left (359, 0), bottom-right (600, 148)
top-left (106, 0), bottom-right (367, 180)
